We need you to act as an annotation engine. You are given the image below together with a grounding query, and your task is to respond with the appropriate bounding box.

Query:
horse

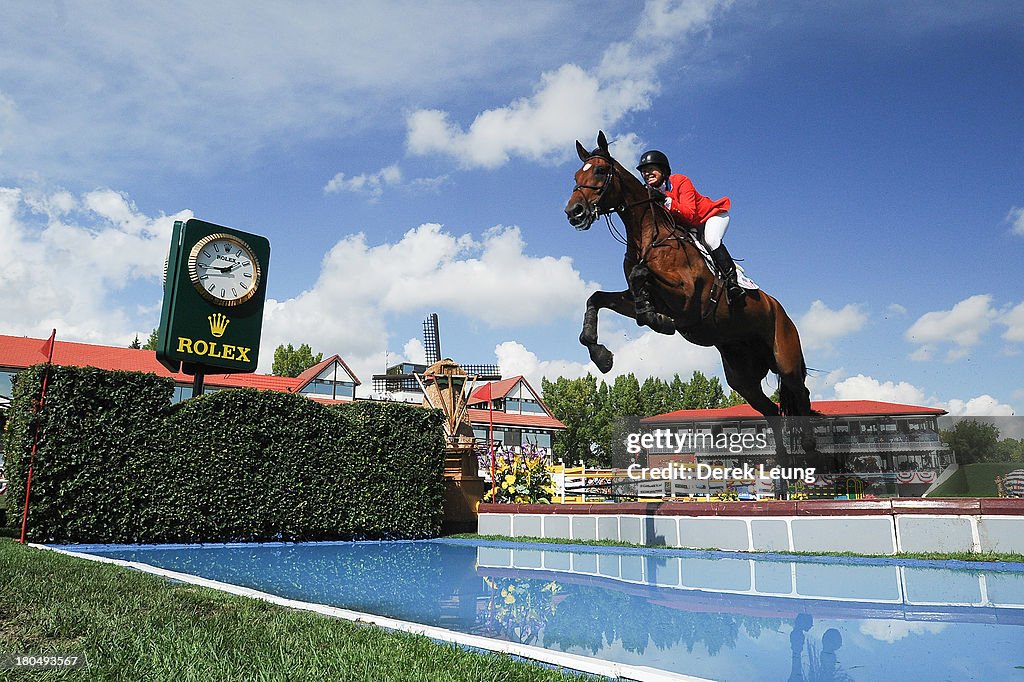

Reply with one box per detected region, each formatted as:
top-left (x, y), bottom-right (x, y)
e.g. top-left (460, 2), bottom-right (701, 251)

top-left (564, 132), bottom-right (821, 471)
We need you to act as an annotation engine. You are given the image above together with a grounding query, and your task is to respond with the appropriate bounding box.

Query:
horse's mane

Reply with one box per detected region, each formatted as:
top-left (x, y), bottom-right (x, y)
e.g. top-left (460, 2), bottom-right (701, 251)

top-left (585, 146), bottom-right (647, 198)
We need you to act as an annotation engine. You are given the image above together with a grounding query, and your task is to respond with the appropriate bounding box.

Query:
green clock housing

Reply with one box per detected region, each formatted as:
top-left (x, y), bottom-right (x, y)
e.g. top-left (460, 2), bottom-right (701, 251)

top-left (156, 219), bottom-right (271, 375)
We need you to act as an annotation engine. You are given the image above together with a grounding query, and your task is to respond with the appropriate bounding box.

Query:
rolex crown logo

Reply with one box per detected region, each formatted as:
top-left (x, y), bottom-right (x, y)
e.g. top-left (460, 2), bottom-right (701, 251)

top-left (208, 313), bottom-right (230, 338)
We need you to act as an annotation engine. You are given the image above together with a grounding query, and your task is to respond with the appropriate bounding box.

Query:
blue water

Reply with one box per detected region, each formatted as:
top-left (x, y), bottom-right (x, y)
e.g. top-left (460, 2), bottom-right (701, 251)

top-left (65, 539), bottom-right (1024, 681)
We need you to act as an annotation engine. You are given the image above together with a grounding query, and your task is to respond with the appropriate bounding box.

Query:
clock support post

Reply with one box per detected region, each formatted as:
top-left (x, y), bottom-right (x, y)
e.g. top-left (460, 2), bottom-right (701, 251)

top-left (192, 367), bottom-right (206, 397)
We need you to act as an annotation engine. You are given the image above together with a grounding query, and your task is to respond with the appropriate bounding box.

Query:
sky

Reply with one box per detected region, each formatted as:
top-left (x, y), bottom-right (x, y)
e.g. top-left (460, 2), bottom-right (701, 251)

top-left (1, 1), bottom-right (1022, 416)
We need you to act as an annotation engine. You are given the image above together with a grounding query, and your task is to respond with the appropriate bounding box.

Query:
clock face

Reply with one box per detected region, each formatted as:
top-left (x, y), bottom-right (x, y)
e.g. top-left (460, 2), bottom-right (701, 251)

top-left (187, 233), bottom-right (261, 306)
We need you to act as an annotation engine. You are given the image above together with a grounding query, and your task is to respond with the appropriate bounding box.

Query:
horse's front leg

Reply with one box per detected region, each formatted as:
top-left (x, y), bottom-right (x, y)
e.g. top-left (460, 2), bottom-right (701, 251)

top-left (580, 289), bottom-right (636, 373)
top-left (628, 263), bottom-right (677, 336)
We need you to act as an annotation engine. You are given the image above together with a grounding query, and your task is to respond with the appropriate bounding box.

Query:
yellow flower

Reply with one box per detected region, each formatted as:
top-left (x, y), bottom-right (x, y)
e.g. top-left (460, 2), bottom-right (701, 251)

top-left (505, 474), bottom-right (516, 485)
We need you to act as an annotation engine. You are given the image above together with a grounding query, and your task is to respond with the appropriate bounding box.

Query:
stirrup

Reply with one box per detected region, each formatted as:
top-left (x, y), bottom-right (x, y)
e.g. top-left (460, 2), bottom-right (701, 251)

top-left (725, 282), bottom-right (745, 305)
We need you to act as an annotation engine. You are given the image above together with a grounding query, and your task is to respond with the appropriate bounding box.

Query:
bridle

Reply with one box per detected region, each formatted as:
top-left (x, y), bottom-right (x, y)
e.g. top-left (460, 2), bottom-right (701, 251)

top-left (569, 155), bottom-right (618, 231)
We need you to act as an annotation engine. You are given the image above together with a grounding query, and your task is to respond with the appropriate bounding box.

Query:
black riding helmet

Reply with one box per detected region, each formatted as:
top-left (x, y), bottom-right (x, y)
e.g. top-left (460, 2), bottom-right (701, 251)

top-left (636, 149), bottom-right (671, 176)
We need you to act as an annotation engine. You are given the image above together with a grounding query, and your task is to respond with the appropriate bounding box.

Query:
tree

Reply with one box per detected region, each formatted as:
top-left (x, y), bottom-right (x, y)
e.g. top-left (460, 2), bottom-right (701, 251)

top-left (941, 419), bottom-right (1000, 464)
top-left (640, 376), bottom-right (674, 416)
top-left (128, 335), bottom-right (142, 349)
top-left (272, 343), bottom-right (323, 378)
top-left (680, 371), bottom-right (726, 410)
top-left (722, 389), bottom-right (746, 407)
top-left (142, 329), bottom-right (159, 351)
top-left (541, 375), bottom-right (605, 466)
top-left (995, 438), bottom-right (1024, 463)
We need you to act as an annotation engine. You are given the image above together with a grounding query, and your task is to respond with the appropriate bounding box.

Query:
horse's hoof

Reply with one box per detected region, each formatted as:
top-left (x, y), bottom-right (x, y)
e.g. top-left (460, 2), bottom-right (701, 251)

top-left (589, 345), bottom-right (614, 373)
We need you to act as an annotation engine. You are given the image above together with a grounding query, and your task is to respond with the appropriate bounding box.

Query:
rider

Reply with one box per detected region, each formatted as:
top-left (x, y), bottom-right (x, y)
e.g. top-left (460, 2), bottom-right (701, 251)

top-left (636, 150), bottom-right (745, 305)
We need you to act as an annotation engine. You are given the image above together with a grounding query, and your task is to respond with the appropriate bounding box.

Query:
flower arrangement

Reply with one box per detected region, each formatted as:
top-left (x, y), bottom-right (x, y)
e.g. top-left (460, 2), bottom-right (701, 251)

top-left (480, 445), bottom-right (555, 504)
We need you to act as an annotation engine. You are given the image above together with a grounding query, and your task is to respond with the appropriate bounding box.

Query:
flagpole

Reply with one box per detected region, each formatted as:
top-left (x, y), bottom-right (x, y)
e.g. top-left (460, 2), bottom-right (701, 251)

top-left (488, 382), bottom-right (496, 502)
top-left (20, 329), bottom-right (56, 544)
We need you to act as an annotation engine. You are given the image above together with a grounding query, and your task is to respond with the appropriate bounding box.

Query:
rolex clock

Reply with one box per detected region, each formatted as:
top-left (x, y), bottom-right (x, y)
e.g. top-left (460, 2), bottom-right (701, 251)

top-left (188, 233), bottom-right (262, 307)
top-left (156, 219), bottom-right (271, 375)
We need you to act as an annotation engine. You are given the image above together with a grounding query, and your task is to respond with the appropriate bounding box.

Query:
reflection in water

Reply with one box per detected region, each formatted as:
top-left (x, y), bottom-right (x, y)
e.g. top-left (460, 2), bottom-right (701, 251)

top-left (788, 615), bottom-right (851, 682)
top-left (74, 540), bottom-right (1024, 682)
top-left (478, 576), bottom-right (561, 646)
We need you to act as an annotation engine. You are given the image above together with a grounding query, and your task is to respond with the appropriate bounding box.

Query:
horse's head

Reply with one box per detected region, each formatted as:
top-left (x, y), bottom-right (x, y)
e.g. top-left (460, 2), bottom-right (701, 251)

top-left (565, 131), bottom-right (622, 231)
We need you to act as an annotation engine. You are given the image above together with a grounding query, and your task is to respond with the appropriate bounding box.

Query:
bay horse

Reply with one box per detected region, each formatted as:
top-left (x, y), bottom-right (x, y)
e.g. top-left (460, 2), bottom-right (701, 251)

top-left (564, 132), bottom-right (820, 467)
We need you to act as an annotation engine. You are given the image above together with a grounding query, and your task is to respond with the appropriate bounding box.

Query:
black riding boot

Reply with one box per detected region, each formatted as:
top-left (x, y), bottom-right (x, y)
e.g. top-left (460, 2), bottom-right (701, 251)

top-left (710, 244), bottom-right (745, 304)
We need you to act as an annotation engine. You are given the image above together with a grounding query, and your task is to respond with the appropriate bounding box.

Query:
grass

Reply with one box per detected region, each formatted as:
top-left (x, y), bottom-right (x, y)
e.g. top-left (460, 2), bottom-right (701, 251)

top-left (0, 538), bottom-right (595, 681)
top-left (452, 533), bottom-right (1024, 565)
top-left (927, 463), bottom-right (1024, 497)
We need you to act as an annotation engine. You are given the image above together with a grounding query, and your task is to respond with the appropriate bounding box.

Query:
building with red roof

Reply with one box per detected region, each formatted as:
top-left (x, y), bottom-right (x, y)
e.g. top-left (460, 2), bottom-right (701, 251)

top-left (638, 400), bottom-right (955, 497)
top-left (0, 333), bottom-right (359, 408)
top-left (466, 375), bottom-right (564, 452)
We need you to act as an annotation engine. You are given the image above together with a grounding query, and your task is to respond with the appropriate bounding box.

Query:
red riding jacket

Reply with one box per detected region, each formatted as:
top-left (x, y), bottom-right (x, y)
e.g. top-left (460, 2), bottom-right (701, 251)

top-left (662, 174), bottom-right (730, 227)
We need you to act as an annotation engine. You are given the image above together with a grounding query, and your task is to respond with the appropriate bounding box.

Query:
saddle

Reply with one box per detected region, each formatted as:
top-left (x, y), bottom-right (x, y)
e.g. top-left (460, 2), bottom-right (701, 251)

top-left (686, 233), bottom-right (759, 291)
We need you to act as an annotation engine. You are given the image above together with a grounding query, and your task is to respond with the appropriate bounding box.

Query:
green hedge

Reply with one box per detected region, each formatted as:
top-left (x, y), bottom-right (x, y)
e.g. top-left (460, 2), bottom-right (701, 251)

top-left (2, 365), bottom-right (446, 543)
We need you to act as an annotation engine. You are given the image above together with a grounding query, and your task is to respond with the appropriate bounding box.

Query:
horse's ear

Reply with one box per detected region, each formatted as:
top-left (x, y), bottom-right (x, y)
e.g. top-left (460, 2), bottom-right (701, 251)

top-left (576, 140), bottom-right (589, 163)
top-left (597, 130), bottom-right (609, 152)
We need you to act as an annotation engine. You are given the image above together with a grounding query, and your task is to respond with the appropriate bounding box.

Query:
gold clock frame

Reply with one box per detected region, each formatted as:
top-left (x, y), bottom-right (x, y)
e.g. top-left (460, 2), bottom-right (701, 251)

top-left (187, 232), bottom-right (262, 307)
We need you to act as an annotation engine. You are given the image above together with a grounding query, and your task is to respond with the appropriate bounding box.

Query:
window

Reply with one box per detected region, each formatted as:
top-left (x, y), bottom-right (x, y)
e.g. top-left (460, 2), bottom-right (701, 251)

top-left (299, 379), bottom-right (355, 399)
top-left (0, 370), bottom-right (14, 400)
top-left (522, 430), bottom-right (552, 449)
top-left (505, 398), bottom-right (547, 414)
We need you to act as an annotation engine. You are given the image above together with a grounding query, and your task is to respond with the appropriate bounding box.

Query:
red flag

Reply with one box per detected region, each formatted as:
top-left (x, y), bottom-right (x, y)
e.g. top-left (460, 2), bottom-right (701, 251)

top-left (21, 328), bottom-right (56, 543)
top-left (39, 329), bottom-right (56, 361)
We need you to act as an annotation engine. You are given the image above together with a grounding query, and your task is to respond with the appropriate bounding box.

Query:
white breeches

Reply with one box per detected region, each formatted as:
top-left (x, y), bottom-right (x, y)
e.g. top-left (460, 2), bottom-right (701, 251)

top-left (703, 212), bottom-right (730, 250)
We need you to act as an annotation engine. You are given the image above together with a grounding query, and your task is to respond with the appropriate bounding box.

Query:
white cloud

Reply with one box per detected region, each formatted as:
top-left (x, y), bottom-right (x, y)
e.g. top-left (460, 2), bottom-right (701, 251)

top-left (831, 373), bottom-right (1016, 415)
top-left (832, 374), bottom-right (928, 405)
top-left (406, 65), bottom-right (615, 169)
top-left (1000, 301), bottom-right (1024, 343)
top-left (805, 367), bottom-right (847, 401)
top-left (494, 341), bottom-right (595, 389)
top-left (324, 164), bottom-right (402, 199)
top-left (904, 294), bottom-right (997, 351)
top-left (943, 395), bottom-right (1015, 416)
top-left (260, 222), bottom-right (598, 386)
top-left (0, 4), bottom-right (578, 181)
top-left (885, 303), bottom-right (907, 318)
top-left (908, 345), bottom-right (934, 362)
top-left (402, 338), bottom-right (427, 365)
top-left (0, 186), bottom-right (188, 345)
top-left (405, 0), bottom-right (727, 168)
top-left (494, 329), bottom-right (721, 396)
top-left (797, 300), bottom-right (868, 351)
top-left (1006, 206), bottom-right (1024, 236)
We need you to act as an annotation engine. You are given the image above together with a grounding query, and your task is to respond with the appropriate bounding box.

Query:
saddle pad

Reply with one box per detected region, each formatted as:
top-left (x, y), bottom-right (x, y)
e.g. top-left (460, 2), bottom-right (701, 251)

top-left (690, 233), bottom-right (759, 290)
